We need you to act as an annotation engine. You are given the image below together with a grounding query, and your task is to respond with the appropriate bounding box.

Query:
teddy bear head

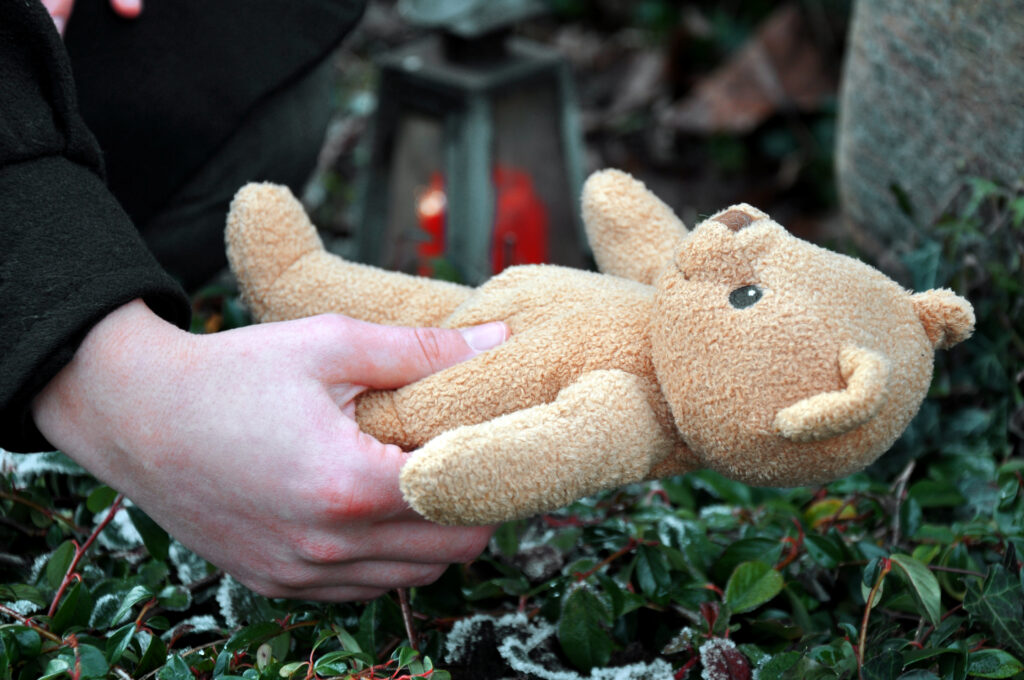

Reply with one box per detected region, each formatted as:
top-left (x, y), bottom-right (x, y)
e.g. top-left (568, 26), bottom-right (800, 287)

top-left (650, 205), bottom-right (974, 487)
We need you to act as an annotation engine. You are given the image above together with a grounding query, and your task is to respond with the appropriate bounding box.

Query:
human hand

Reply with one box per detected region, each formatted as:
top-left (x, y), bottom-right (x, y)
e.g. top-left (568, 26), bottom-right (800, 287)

top-left (32, 299), bottom-right (508, 600)
top-left (41, 0), bottom-right (142, 36)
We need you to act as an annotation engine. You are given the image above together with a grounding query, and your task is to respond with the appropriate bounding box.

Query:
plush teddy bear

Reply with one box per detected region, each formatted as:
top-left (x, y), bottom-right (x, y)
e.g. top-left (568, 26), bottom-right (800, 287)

top-left (225, 169), bottom-right (974, 525)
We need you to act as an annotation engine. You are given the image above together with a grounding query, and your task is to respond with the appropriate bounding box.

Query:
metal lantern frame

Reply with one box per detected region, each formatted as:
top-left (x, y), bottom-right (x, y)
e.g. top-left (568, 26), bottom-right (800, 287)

top-left (357, 34), bottom-right (587, 284)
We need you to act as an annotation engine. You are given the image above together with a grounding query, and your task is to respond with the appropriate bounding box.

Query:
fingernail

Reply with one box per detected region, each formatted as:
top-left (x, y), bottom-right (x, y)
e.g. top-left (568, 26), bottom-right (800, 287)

top-left (459, 322), bottom-right (507, 352)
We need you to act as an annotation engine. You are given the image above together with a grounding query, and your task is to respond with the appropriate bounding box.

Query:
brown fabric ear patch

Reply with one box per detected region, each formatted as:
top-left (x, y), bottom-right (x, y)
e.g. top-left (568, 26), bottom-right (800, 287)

top-left (716, 209), bottom-right (755, 231)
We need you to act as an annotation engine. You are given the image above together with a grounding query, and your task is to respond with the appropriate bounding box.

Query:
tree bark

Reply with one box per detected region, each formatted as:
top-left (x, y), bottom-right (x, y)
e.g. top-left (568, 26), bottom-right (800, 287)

top-left (837, 0), bottom-right (1024, 255)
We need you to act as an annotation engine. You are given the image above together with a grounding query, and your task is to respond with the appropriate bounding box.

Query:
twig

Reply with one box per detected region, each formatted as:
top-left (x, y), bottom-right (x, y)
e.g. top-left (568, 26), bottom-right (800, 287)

top-left (396, 588), bottom-right (418, 652)
top-left (0, 489), bottom-right (86, 534)
top-left (48, 494), bottom-right (125, 617)
top-left (0, 602), bottom-right (62, 644)
top-left (888, 461), bottom-right (915, 548)
top-left (574, 537), bottom-right (659, 582)
top-left (857, 557), bottom-right (892, 679)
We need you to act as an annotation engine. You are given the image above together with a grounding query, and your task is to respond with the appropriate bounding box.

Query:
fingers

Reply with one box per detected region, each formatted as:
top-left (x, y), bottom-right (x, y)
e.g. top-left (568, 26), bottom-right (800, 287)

top-left (319, 316), bottom-right (508, 389)
top-left (296, 520), bottom-right (493, 567)
top-left (41, 0), bottom-right (74, 34)
top-left (243, 561), bottom-right (451, 602)
top-left (109, 0), bottom-right (142, 18)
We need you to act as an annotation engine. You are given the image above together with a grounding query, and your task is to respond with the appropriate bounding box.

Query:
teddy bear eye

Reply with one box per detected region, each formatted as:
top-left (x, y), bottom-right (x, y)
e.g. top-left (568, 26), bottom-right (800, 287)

top-left (729, 285), bottom-right (763, 309)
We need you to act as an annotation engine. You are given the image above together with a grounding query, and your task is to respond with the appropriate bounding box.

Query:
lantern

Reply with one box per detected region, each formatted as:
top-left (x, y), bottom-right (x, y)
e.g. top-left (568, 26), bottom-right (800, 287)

top-left (356, 0), bottom-right (587, 284)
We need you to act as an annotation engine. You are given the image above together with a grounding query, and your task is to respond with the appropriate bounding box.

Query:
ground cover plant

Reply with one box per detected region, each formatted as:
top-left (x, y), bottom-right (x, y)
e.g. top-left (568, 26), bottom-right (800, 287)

top-left (2, 176), bottom-right (1022, 679)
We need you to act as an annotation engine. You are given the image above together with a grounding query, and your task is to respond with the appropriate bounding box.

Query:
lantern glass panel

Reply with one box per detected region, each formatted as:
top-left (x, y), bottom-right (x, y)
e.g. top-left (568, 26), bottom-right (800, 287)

top-left (492, 81), bottom-right (583, 269)
top-left (383, 112), bottom-right (444, 274)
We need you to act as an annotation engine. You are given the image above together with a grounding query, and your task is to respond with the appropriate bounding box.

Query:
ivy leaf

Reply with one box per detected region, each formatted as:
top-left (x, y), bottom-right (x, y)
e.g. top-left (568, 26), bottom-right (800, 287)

top-left (963, 564), bottom-right (1024, 658)
top-left (724, 561), bottom-right (783, 614)
top-left (890, 554), bottom-right (942, 626)
top-left (967, 649), bottom-right (1024, 679)
top-left (557, 586), bottom-right (613, 671)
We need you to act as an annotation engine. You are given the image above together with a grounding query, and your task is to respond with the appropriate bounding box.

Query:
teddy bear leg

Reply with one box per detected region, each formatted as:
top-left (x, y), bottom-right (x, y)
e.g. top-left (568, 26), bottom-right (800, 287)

top-left (257, 250), bottom-right (473, 326)
top-left (227, 182), bottom-right (472, 325)
top-left (398, 370), bottom-right (680, 525)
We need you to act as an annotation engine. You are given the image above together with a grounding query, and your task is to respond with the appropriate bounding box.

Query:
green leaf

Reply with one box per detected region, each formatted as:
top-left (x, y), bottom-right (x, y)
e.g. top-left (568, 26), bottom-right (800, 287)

top-left (109, 585), bottom-right (154, 627)
top-left (157, 654), bottom-right (194, 680)
top-left (804, 533), bottom-right (843, 569)
top-left (757, 651), bottom-right (802, 680)
top-left (967, 649), bottom-right (1024, 678)
top-left (493, 521), bottom-right (520, 557)
top-left (0, 584), bottom-right (47, 608)
top-left (634, 544), bottom-right (672, 599)
top-left (135, 632), bottom-right (168, 677)
top-left (157, 585), bottom-right (190, 611)
top-left (963, 564), bottom-right (1024, 658)
top-left (225, 621), bottom-right (283, 653)
top-left (863, 650), bottom-right (902, 680)
top-left (105, 623), bottom-right (136, 665)
top-left (127, 506), bottom-right (170, 561)
top-left (51, 579), bottom-right (93, 635)
top-left (724, 561), bottom-right (783, 614)
top-left (85, 485), bottom-right (118, 514)
top-left (712, 537), bottom-right (782, 582)
top-left (45, 540), bottom-right (76, 589)
top-left (278, 661), bottom-right (309, 678)
top-left (557, 586), bottom-right (613, 671)
top-left (75, 644), bottom-right (109, 679)
top-left (890, 554), bottom-right (942, 627)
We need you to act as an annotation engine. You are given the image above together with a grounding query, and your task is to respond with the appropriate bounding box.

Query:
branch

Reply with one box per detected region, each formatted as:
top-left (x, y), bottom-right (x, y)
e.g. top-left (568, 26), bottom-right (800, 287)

top-left (48, 494), bottom-right (125, 617)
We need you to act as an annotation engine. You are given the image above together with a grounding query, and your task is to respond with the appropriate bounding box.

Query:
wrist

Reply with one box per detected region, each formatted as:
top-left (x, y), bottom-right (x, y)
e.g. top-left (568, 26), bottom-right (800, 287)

top-left (31, 299), bottom-right (193, 474)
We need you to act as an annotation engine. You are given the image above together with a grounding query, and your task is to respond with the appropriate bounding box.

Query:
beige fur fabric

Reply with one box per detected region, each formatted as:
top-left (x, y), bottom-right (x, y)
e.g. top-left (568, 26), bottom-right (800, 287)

top-left (226, 169), bottom-right (975, 525)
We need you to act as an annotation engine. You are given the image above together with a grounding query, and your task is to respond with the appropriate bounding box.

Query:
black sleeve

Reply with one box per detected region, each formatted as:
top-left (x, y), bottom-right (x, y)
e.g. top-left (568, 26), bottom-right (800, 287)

top-left (0, 0), bottom-right (191, 453)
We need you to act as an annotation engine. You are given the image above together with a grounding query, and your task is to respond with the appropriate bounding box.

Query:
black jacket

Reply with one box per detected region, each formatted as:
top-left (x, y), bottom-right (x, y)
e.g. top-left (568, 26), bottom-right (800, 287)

top-left (0, 0), bottom-right (364, 452)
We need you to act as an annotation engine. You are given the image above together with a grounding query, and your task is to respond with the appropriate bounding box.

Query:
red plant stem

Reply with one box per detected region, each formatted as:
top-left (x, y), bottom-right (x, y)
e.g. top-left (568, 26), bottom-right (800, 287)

top-left (574, 537), bottom-right (659, 582)
top-left (0, 603), bottom-right (62, 643)
top-left (66, 633), bottom-right (82, 680)
top-left (857, 557), bottom-right (892, 679)
top-left (775, 518), bottom-right (806, 571)
top-left (48, 494), bottom-right (125, 617)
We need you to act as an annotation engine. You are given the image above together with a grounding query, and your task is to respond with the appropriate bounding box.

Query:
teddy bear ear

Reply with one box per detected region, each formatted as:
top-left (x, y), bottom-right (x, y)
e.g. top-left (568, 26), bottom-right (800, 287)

top-left (910, 289), bottom-right (975, 350)
top-left (774, 346), bottom-right (890, 442)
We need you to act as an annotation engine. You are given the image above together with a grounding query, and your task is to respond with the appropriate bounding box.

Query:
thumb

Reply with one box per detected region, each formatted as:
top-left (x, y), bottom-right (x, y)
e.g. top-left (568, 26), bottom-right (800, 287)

top-left (330, 318), bottom-right (509, 389)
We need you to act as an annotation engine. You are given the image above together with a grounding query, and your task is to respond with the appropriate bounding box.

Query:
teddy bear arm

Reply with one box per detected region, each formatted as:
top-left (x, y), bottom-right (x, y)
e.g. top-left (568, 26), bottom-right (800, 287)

top-left (581, 169), bottom-right (688, 285)
top-left (399, 369), bottom-right (679, 525)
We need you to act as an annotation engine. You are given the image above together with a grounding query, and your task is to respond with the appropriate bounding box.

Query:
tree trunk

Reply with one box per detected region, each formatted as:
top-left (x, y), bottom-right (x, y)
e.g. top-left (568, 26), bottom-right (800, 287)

top-left (836, 0), bottom-right (1024, 256)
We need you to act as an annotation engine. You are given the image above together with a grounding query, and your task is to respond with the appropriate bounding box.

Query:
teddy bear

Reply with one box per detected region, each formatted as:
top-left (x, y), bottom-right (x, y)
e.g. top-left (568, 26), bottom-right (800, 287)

top-left (224, 169), bottom-right (975, 525)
